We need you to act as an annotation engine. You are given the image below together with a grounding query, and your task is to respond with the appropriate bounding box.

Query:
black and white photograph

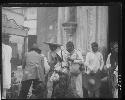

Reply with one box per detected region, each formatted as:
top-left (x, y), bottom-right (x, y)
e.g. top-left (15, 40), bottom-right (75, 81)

top-left (1, 3), bottom-right (122, 99)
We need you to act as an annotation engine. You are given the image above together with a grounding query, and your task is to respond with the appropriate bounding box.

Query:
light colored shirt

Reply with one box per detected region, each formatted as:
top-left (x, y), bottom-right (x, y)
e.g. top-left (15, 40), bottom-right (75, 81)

top-left (85, 51), bottom-right (104, 73)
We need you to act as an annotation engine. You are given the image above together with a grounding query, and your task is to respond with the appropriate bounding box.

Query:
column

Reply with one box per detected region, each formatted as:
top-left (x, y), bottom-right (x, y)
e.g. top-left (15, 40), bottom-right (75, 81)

top-left (57, 7), bottom-right (77, 49)
top-left (63, 7), bottom-right (77, 45)
top-left (97, 6), bottom-right (108, 62)
top-left (76, 6), bottom-right (88, 54)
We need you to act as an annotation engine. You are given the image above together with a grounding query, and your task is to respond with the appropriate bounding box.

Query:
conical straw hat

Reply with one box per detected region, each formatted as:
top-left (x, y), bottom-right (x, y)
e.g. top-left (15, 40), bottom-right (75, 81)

top-left (43, 36), bottom-right (62, 46)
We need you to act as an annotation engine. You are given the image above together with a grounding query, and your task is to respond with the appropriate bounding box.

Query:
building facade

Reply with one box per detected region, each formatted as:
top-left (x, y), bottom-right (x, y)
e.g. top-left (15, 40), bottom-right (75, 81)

top-left (37, 7), bottom-right (58, 56)
top-left (2, 7), bottom-right (29, 70)
top-left (37, 6), bottom-right (108, 62)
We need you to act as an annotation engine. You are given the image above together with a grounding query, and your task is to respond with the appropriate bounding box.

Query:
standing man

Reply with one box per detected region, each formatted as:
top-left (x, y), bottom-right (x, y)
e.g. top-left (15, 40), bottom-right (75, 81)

top-left (2, 34), bottom-right (12, 99)
top-left (66, 41), bottom-right (84, 98)
top-left (105, 42), bottom-right (118, 98)
top-left (44, 38), bottom-right (63, 98)
top-left (84, 42), bottom-right (104, 98)
top-left (18, 43), bottom-right (45, 99)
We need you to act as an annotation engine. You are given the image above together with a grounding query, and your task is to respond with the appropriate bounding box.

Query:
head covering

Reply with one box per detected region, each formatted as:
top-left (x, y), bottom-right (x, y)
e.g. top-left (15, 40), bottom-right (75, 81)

top-left (66, 41), bottom-right (74, 47)
top-left (43, 36), bottom-right (62, 47)
top-left (114, 42), bottom-right (118, 48)
top-left (31, 43), bottom-right (41, 50)
top-left (91, 42), bottom-right (98, 47)
top-left (82, 74), bottom-right (101, 92)
top-left (110, 42), bottom-right (118, 49)
top-left (30, 43), bottom-right (41, 54)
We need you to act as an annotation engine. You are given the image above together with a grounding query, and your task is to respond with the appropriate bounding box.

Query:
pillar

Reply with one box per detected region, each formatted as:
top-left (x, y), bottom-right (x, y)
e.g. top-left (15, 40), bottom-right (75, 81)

top-left (76, 6), bottom-right (108, 61)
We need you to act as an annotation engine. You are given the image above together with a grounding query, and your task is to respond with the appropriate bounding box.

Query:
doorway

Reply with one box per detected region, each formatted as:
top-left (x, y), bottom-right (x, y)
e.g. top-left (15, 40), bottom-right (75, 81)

top-left (108, 5), bottom-right (121, 53)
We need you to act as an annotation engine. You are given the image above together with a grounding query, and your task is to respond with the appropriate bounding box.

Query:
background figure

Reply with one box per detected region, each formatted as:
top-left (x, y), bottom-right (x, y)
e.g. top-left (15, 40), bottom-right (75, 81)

top-left (66, 41), bottom-right (84, 98)
top-left (14, 66), bottom-right (23, 83)
top-left (13, 66), bottom-right (23, 96)
top-left (84, 42), bottom-right (104, 98)
top-left (18, 43), bottom-right (45, 99)
top-left (2, 34), bottom-right (12, 99)
top-left (105, 42), bottom-right (118, 98)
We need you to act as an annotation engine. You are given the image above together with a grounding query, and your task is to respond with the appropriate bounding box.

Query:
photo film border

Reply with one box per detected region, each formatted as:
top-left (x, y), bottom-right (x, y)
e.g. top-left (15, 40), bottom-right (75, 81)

top-left (0, 2), bottom-right (123, 99)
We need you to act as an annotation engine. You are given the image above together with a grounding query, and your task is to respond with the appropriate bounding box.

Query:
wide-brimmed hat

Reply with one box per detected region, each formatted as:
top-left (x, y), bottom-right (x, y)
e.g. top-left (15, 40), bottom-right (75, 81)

top-left (43, 36), bottom-right (62, 47)
top-left (82, 73), bottom-right (101, 92)
top-left (31, 43), bottom-right (41, 50)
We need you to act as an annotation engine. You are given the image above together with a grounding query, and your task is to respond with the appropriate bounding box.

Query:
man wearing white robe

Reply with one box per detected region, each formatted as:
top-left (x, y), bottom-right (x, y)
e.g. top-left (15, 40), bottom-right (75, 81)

top-left (85, 42), bottom-right (104, 98)
top-left (2, 35), bottom-right (12, 99)
top-left (66, 41), bottom-right (84, 98)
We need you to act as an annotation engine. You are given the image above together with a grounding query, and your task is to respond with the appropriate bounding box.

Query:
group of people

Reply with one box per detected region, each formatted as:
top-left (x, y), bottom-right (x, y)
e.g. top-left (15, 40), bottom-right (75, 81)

top-left (2, 34), bottom-right (118, 99)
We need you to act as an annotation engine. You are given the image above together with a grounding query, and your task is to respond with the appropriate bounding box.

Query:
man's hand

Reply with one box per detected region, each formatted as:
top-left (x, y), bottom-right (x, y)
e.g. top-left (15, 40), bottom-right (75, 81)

top-left (79, 64), bottom-right (85, 71)
top-left (67, 57), bottom-right (74, 62)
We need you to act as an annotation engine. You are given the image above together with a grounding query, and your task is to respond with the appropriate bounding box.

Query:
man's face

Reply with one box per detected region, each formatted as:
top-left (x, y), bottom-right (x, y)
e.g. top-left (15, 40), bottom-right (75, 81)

top-left (92, 46), bottom-right (98, 52)
top-left (113, 44), bottom-right (118, 53)
top-left (66, 44), bottom-right (74, 53)
top-left (49, 44), bottom-right (57, 51)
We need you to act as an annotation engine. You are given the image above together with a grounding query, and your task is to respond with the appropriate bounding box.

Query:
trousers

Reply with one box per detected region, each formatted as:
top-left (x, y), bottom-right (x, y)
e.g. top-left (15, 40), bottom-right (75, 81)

top-left (18, 79), bottom-right (39, 99)
top-left (70, 73), bottom-right (83, 98)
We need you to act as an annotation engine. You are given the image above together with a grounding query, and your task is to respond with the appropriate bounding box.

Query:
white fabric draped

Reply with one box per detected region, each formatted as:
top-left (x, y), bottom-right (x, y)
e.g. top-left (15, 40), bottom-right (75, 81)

top-left (2, 44), bottom-right (12, 89)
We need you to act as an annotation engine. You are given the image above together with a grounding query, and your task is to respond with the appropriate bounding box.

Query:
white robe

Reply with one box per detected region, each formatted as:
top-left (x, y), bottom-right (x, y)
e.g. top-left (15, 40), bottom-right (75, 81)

top-left (2, 43), bottom-right (12, 89)
top-left (85, 51), bottom-right (104, 73)
top-left (66, 49), bottom-right (84, 98)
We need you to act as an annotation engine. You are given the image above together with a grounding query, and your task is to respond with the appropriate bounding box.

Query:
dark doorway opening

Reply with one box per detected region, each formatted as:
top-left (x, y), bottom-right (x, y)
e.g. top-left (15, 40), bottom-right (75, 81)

top-left (28, 35), bottom-right (37, 51)
top-left (108, 5), bottom-right (121, 53)
top-left (100, 5), bottom-right (121, 98)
